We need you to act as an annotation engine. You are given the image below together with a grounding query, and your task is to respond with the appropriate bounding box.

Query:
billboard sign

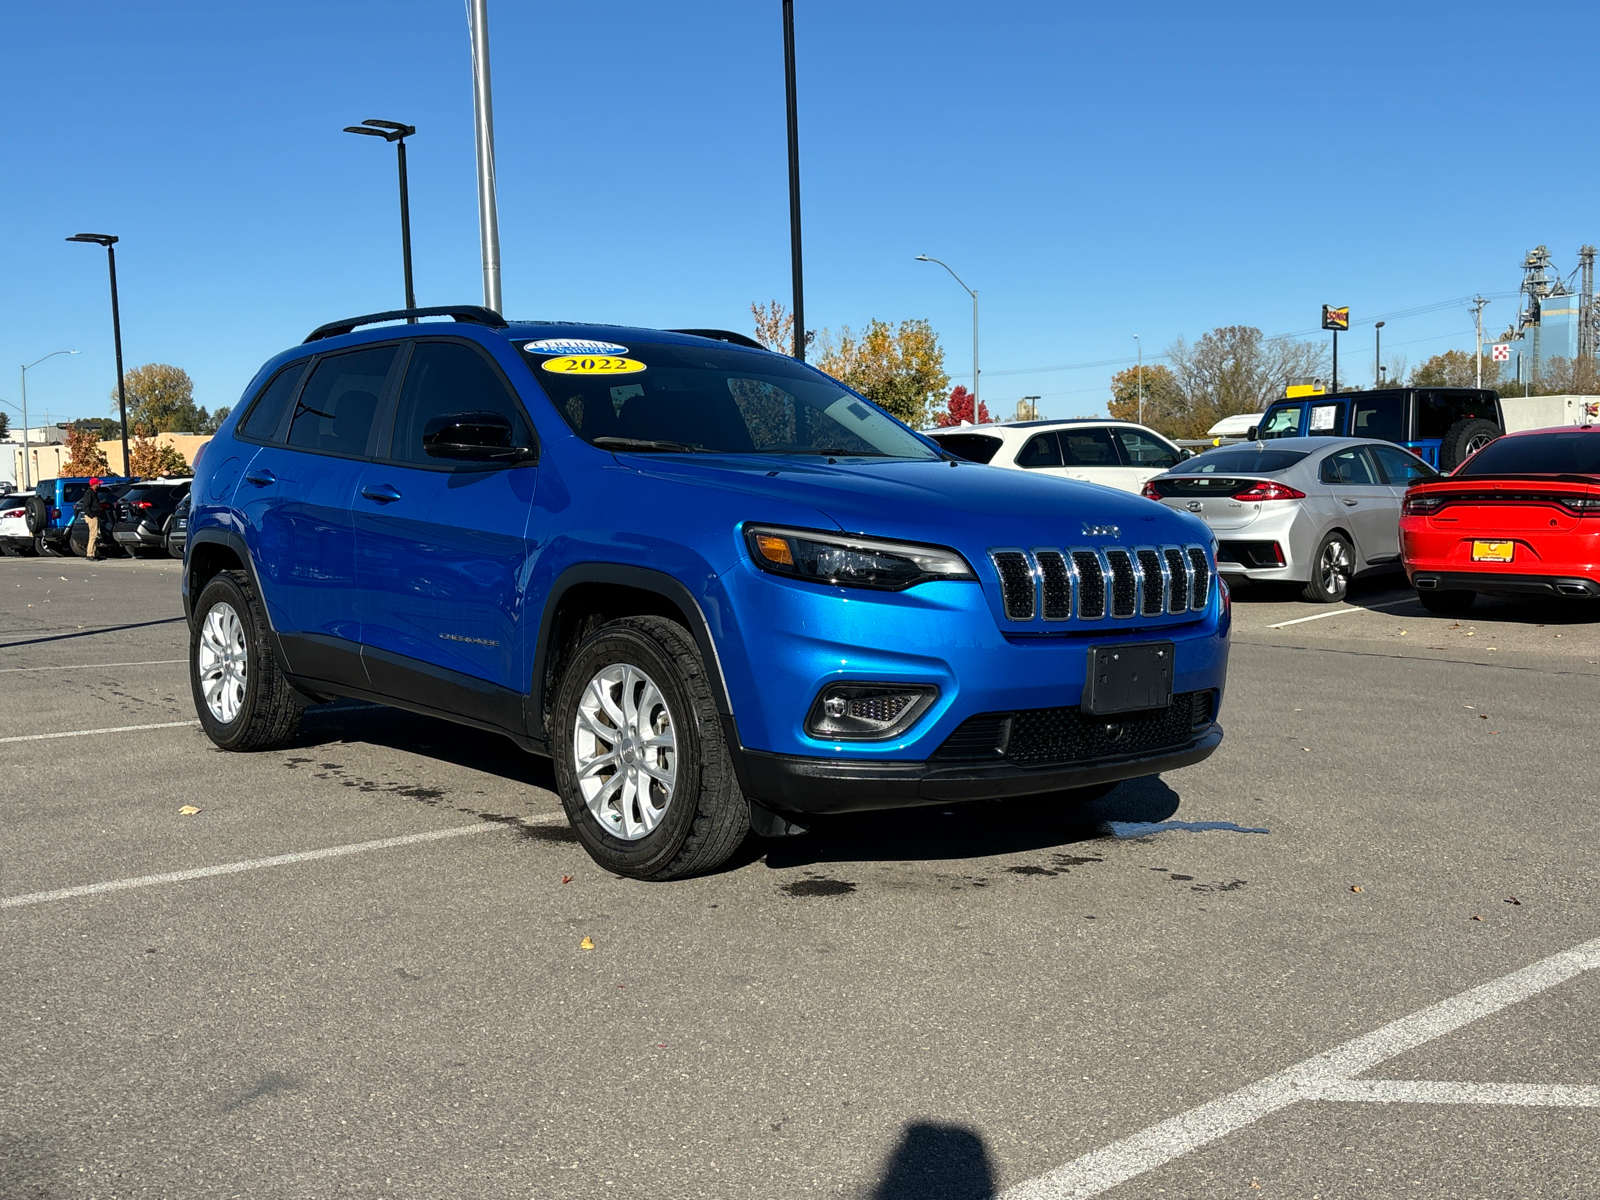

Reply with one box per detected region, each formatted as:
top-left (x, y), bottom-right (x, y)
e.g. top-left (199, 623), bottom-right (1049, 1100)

top-left (1321, 305), bottom-right (1350, 331)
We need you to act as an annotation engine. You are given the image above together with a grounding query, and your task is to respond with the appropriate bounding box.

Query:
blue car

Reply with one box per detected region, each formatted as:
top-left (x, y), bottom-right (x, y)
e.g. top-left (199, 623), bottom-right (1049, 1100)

top-left (184, 305), bottom-right (1231, 879)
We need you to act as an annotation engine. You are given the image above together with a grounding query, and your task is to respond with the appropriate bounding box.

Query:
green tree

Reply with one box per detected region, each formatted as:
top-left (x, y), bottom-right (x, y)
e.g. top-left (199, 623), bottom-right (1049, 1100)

top-left (200, 405), bottom-right (232, 434)
top-left (813, 318), bottom-right (949, 428)
top-left (0, 410), bottom-right (9, 439)
top-left (1410, 350), bottom-right (1502, 390)
top-left (118, 363), bottom-right (203, 432)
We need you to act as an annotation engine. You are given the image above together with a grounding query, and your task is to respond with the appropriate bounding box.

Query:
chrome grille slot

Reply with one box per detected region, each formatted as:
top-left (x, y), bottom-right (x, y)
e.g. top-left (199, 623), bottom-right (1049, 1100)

top-left (1135, 548), bottom-right (1165, 617)
top-left (1186, 545), bottom-right (1212, 611)
top-left (1105, 549), bottom-right (1137, 618)
top-left (1163, 547), bottom-right (1189, 613)
top-left (1071, 550), bottom-right (1105, 619)
top-left (990, 550), bottom-right (1036, 620)
top-left (1034, 550), bottom-right (1072, 621)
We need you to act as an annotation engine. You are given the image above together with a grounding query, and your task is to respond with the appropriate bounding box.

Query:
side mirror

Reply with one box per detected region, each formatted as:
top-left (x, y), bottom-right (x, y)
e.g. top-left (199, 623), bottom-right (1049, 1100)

top-left (422, 411), bottom-right (534, 462)
top-left (1179, 448), bottom-right (1194, 460)
top-left (1245, 426), bottom-right (1260, 440)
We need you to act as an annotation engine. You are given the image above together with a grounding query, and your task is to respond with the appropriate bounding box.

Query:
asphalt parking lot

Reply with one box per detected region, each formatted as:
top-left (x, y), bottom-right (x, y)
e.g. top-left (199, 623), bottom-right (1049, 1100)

top-left (3, 558), bottom-right (1598, 1199)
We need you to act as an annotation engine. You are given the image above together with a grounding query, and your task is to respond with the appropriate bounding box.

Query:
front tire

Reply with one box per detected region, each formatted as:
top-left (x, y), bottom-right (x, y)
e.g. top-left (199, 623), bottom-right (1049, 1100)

top-left (190, 569), bottom-right (302, 750)
top-left (1301, 531), bottom-right (1354, 603)
top-left (1418, 588), bottom-right (1475, 616)
top-left (552, 616), bottom-right (749, 881)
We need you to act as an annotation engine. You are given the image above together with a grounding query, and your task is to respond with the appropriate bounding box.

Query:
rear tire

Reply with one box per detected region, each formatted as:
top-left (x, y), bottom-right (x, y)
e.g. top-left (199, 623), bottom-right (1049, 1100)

top-left (190, 569), bottom-right (302, 751)
top-left (1301, 531), bottom-right (1354, 603)
top-left (36, 536), bottom-right (62, 557)
top-left (1440, 418), bottom-right (1500, 471)
top-left (1418, 588), bottom-right (1475, 616)
top-left (552, 615), bottom-right (749, 881)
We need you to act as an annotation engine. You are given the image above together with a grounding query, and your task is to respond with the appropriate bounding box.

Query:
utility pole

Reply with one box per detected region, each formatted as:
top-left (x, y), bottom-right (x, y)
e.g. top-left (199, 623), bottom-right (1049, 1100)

top-left (467, 0), bottom-right (502, 314)
top-left (1469, 296), bottom-right (1489, 389)
top-left (65, 234), bottom-right (129, 475)
top-left (1134, 334), bottom-right (1143, 425)
top-left (781, 0), bottom-right (805, 361)
top-left (1373, 321), bottom-right (1384, 387)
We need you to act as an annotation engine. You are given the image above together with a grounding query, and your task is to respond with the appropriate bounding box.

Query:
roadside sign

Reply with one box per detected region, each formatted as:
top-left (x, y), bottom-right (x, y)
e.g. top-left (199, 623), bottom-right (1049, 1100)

top-left (1321, 305), bottom-right (1350, 331)
top-left (1491, 343), bottom-right (1511, 362)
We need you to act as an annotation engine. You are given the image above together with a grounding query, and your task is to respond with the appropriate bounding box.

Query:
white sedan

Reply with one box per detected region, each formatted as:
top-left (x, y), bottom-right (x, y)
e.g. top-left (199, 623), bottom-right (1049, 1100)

top-left (926, 419), bottom-right (1189, 495)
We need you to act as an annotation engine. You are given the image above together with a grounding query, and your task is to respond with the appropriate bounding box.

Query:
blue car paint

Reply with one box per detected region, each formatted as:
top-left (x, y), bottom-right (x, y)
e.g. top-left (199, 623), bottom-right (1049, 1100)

top-left (187, 319), bottom-right (1230, 799)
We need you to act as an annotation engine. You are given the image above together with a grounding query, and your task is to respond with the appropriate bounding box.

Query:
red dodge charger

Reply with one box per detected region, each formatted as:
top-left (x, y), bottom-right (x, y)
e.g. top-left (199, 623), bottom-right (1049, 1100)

top-left (1401, 426), bottom-right (1600, 615)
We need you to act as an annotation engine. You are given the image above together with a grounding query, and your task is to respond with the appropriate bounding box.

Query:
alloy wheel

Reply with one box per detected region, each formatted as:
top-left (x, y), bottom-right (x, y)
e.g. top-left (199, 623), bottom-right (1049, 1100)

top-left (1319, 538), bottom-right (1352, 599)
top-left (572, 664), bottom-right (678, 840)
top-left (197, 601), bottom-right (249, 724)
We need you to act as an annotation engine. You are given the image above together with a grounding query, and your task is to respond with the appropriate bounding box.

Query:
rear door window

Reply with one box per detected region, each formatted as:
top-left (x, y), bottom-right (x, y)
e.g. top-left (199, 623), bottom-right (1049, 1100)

top-left (240, 362), bottom-right (308, 441)
top-left (387, 341), bottom-right (534, 466)
top-left (1059, 427), bottom-right (1120, 467)
top-left (1258, 405), bottom-right (1303, 438)
top-left (286, 345), bottom-right (397, 457)
top-left (1015, 432), bottom-right (1063, 468)
top-left (1111, 427), bottom-right (1180, 468)
top-left (1352, 393), bottom-right (1404, 442)
top-left (1319, 446), bottom-right (1379, 486)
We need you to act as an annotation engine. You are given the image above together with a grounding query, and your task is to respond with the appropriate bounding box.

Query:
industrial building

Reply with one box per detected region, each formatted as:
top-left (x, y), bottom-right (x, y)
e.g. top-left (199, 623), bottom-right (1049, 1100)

top-left (1489, 245), bottom-right (1600, 383)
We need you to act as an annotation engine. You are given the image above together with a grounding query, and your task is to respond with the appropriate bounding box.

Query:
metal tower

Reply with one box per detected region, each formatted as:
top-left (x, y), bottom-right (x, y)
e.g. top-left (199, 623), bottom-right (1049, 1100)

top-left (1579, 245), bottom-right (1597, 361)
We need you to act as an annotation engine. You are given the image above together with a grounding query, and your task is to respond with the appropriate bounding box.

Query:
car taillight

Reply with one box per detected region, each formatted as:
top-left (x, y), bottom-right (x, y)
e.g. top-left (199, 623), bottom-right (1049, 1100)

top-left (1232, 481), bottom-right (1305, 501)
top-left (1404, 494), bottom-right (1444, 515)
top-left (134, 501), bottom-right (153, 510)
top-left (1570, 497), bottom-right (1600, 516)
top-left (1140, 481), bottom-right (1163, 500)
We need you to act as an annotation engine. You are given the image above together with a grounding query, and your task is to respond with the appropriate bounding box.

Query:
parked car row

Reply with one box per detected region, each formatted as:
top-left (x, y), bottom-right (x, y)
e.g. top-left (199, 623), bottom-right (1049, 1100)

top-left (0, 474), bottom-right (191, 558)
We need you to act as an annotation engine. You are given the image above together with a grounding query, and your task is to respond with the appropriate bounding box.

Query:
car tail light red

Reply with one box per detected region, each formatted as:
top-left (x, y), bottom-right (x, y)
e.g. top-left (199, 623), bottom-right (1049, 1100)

top-left (134, 501), bottom-right (153, 510)
top-left (1232, 481), bottom-right (1305, 501)
top-left (1403, 493), bottom-right (1443, 515)
top-left (1140, 481), bottom-right (1162, 500)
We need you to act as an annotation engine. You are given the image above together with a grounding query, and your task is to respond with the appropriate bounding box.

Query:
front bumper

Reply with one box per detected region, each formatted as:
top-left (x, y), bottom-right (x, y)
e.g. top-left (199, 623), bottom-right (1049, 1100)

top-left (742, 725), bottom-right (1223, 813)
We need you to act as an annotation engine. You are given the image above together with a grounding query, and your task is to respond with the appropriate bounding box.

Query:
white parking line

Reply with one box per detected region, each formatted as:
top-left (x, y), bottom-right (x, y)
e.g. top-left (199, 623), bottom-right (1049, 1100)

top-left (0, 658), bottom-right (186, 673)
top-left (0, 720), bottom-right (200, 744)
top-left (0, 820), bottom-right (555, 909)
top-left (1313, 1079), bottom-right (1600, 1107)
top-left (999, 931), bottom-right (1600, 1199)
top-left (1266, 596), bottom-right (1416, 629)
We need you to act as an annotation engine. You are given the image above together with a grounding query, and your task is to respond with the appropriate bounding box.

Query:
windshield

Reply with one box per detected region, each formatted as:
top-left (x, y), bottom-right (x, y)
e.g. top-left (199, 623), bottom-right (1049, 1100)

top-left (1457, 432), bottom-right (1600, 476)
top-left (1170, 448), bottom-right (1310, 475)
top-left (521, 339), bottom-right (938, 459)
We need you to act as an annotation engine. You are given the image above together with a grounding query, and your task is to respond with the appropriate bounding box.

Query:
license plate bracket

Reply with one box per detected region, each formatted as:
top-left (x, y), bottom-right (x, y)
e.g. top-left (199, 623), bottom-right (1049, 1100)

top-left (1082, 641), bottom-right (1174, 716)
top-left (1471, 540), bottom-right (1514, 563)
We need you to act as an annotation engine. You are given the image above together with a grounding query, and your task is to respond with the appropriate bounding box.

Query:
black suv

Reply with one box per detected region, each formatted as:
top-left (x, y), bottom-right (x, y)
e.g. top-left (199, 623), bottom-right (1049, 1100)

top-left (110, 479), bottom-right (192, 557)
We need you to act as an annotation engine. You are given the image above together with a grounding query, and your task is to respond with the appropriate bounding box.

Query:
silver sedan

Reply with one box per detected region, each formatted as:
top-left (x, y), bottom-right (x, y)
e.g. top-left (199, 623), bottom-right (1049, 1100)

top-left (1141, 436), bottom-right (1437, 602)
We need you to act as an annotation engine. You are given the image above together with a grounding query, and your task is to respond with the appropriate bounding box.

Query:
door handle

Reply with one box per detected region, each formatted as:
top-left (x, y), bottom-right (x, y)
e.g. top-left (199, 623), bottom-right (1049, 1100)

top-left (1341, 498), bottom-right (1358, 506)
top-left (244, 468), bottom-right (276, 487)
top-left (361, 484), bottom-right (402, 504)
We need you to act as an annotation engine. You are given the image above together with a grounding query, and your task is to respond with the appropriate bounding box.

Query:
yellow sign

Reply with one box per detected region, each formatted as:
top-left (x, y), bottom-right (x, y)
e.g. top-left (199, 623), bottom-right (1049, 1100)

top-left (540, 355), bottom-right (646, 376)
top-left (1285, 383), bottom-right (1327, 398)
top-left (1471, 540), bottom-right (1514, 563)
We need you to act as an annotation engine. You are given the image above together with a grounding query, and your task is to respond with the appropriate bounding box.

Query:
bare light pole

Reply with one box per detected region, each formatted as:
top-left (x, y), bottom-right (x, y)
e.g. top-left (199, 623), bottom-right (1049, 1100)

top-left (65, 234), bottom-right (130, 475)
top-left (1134, 334), bottom-right (1143, 424)
top-left (467, 0), bottom-right (502, 314)
top-left (782, 0), bottom-right (805, 360)
top-left (916, 254), bottom-right (978, 408)
top-left (17, 350), bottom-right (79, 488)
top-left (1374, 321), bottom-right (1385, 388)
top-left (343, 119), bottom-right (418, 317)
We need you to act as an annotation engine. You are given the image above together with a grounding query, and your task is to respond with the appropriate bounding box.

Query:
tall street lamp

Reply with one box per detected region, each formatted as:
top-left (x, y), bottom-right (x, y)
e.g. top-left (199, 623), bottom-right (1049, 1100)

top-left (1374, 320), bottom-right (1385, 387)
top-left (17, 350), bottom-right (80, 488)
top-left (915, 254), bottom-right (978, 409)
top-left (65, 234), bottom-right (130, 475)
top-left (782, 0), bottom-right (806, 360)
top-left (344, 119), bottom-right (418, 316)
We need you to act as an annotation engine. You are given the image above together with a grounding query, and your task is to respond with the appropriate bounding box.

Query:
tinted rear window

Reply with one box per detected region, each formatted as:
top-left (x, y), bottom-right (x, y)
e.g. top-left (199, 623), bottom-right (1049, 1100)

top-left (1416, 390), bottom-right (1497, 439)
top-left (1457, 432), bottom-right (1600, 476)
top-left (240, 362), bottom-right (307, 441)
top-left (121, 484), bottom-right (188, 504)
top-left (1173, 448), bottom-right (1309, 475)
top-left (930, 433), bottom-right (1003, 464)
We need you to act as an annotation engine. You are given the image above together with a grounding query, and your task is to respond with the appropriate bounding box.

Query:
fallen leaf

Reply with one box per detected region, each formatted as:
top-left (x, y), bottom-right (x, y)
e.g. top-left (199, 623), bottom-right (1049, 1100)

top-left (1301, 747), bottom-right (1311, 752)
top-left (1505, 896), bottom-right (1522, 905)
top-left (561, 875), bottom-right (573, 884)
top-left (657, 1043), bottom-right (667, 1048)
top-left (59, 576), bottom-right (68, 582)
top-left (1480, 714), bottom-right (1488, 719)
top-left (1350, 885), bottom-right (1363, 893)
top-left (1471, 915), bottom-right (1484, 921)
top-left (1398, 630), bottom-right (1407, 636)
top-left (579, 936), bottom-right (595, 951)
top-left (178, 805), bottom-right (200, 815)
top-left (1464, 705), bottom-right (1475, 709)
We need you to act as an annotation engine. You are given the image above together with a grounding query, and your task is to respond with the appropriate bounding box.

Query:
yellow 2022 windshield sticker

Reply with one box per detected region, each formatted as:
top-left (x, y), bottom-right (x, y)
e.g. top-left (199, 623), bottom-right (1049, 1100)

top-left (540, 355), bottom-right (646, 376)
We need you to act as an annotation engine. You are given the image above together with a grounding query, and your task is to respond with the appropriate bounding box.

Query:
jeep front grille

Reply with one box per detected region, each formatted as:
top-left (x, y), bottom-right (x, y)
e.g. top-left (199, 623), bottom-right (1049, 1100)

top-left (987, 544), bottom-right (1213, 624)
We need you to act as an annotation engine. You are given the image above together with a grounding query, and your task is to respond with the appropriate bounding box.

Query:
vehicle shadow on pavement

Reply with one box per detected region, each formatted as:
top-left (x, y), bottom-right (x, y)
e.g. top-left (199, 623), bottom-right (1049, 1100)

top-left (868, 1121), bottom-right (996, 1200)
top-left (757, 775), bottom-right (1182, 871)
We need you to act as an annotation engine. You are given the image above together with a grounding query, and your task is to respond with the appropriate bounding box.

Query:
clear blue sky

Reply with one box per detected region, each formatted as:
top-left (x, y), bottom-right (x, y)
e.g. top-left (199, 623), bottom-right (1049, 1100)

top-left (3, 0), bottom-right (1596, 433)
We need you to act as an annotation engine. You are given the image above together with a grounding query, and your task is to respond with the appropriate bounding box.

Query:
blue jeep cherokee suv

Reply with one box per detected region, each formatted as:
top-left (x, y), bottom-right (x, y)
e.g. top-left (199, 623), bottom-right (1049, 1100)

top-left (184, 306), bottom-right (1230, 879)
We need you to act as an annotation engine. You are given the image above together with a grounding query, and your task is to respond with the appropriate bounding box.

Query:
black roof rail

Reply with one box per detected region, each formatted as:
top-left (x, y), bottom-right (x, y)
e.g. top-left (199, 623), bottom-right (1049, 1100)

top-left (304, 305), bottom-right (509, 343)
top-left (667, 328), bottom-right (766, 350)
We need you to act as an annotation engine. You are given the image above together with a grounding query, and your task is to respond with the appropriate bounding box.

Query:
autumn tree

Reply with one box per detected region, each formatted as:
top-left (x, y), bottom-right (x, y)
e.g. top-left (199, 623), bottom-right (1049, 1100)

top-left (751, 300), bottom-right (795, 356)
top-left (60, 425), bottom-right (110, 476)
top-left (813, 319), bottom-right (949, 427)
top-left (932, 385), bottom-right (991, 427)
top-left (1107, 364), bottom-right (1180, 425)
top-left (1410, 350), bottom-right (1502, 390)
top-left (119, 363), bottom-right (206, 432)
top-left (127, 425), bottom-right (192, 477)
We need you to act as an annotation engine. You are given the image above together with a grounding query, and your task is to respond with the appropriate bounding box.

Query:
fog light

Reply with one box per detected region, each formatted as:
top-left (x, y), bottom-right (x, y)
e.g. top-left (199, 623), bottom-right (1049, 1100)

top-left (805, 684), bottom-right (938, 741)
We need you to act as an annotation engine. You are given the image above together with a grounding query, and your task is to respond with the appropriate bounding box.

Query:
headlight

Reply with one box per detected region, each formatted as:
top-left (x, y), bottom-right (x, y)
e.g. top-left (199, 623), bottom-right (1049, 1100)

top-left (744, 525), bottom-right (977, 591)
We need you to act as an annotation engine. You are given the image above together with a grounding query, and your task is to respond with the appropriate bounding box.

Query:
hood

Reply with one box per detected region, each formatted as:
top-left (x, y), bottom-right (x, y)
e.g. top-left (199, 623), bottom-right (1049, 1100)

top-left (625, 454), bottom-right (1217, 631)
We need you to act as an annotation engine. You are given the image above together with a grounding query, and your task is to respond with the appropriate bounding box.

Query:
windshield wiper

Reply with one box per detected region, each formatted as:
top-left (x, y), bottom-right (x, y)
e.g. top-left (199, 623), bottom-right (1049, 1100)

top-left (592, 437), bottom-right (709, 454)
top-left (760, 447), bottom-right (889, 457)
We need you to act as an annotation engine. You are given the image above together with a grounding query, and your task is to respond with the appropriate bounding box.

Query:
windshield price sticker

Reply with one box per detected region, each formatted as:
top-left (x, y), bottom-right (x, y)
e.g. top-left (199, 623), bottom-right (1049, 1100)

top-left (524, 338), bottom-right (629, 356)
top-left (1309, 405), bottom-right (1337, 431)
top-left (541, 355), bottom-right (647, 376)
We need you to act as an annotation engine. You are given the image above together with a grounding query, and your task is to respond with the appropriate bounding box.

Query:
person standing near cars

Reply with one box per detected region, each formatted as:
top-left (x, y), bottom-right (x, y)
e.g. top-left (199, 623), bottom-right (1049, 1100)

top-left (78, 477), bottom-right (106, 561)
